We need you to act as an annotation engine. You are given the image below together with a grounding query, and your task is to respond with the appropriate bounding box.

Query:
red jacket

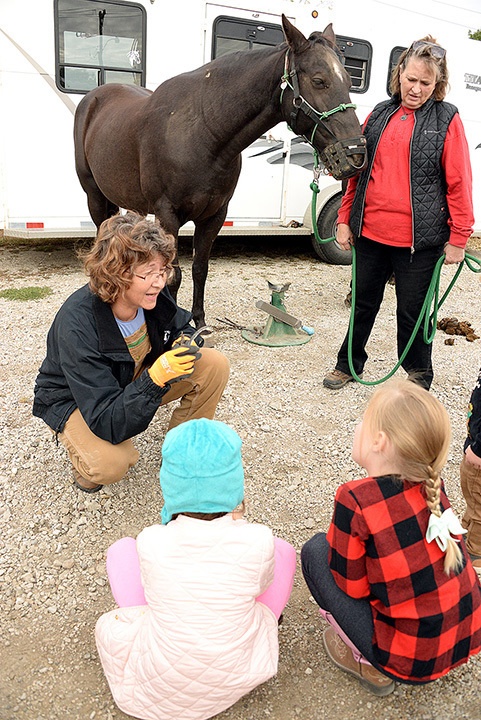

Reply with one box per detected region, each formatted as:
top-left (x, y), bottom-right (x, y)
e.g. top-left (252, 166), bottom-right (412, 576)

top-left (338, 106), bottom-right (474, 248)
top-left (327, 475), bottom-right (481, 682)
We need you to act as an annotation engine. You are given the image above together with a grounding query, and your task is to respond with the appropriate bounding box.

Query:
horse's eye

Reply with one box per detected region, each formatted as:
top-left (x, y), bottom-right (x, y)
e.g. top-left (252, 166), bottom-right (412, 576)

top-left (312, 78), bottom-right (327, 88)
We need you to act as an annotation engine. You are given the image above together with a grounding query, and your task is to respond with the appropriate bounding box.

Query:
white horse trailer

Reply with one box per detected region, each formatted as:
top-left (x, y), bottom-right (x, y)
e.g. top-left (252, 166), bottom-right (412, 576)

top-left (1, 0), bottom-right (480, 264)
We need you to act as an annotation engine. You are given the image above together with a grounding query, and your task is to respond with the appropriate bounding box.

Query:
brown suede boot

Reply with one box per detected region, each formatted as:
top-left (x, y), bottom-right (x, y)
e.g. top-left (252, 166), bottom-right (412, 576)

top-left (323, 626), bottom-right (395, 696)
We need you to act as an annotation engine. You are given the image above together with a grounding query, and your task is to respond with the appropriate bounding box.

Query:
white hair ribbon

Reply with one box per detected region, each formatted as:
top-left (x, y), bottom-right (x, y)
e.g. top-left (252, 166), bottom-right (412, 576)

top-left (426, 508), bottom-right (467, 552)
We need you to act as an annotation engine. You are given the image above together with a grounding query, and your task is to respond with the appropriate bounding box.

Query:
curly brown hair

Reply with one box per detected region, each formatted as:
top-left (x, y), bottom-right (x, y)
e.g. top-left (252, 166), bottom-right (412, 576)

top-left (389, 35), bottom-right (449, 102)
top-left (79, 212), bottom-right (176, 304)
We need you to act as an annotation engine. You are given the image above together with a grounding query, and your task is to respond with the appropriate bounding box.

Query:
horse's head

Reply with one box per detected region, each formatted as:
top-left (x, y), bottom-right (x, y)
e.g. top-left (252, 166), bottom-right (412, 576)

top-left (280, 16), bottom-right (367, 181)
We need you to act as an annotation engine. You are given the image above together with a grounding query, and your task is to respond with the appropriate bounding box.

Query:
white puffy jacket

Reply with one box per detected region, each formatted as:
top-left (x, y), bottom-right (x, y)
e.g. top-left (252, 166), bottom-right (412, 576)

top-left (95, 514), bottom-right (278, 720)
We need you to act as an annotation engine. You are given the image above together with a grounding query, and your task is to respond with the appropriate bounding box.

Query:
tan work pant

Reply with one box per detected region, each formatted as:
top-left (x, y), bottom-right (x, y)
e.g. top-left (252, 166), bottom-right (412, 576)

top-left (460, 454), bottom-right (481, 558)
top-left (56, 348), bottom-right (230, 486)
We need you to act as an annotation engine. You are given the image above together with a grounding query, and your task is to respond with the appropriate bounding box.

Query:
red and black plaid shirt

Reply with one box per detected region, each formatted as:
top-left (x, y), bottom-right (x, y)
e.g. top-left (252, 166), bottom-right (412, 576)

top-left (327, 475), bottom-right (481, 682)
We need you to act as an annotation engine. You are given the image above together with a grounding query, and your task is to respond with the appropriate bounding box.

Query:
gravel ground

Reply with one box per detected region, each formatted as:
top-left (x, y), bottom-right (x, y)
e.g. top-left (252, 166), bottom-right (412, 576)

top-left (1, 234), bottom-right (481, 720)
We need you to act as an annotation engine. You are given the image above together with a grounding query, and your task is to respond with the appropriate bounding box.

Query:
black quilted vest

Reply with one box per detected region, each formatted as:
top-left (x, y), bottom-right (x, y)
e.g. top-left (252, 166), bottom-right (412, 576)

top-left (349, 97), bottom-right (458, 250)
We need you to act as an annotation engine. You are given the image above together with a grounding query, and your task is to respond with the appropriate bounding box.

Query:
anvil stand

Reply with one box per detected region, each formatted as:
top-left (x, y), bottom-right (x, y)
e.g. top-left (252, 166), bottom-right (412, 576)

top-left (241, 281), bottom-right (313, 347)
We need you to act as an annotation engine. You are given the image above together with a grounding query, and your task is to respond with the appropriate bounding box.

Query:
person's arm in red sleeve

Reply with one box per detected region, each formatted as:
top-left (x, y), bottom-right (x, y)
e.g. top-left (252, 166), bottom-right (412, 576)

top-left (336, 112), bottom-right (370, 242)
top-left (442, 113), bottom-right (474, 255)
top-left (326, 484), bottom-right (370, 599)
top-left (337, 175), bottom-right (359, 226)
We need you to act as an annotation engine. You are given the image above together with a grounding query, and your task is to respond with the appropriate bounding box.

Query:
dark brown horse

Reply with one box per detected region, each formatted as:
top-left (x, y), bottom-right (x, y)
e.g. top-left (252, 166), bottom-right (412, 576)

top-left (74, 15), bottom-right (366, 327)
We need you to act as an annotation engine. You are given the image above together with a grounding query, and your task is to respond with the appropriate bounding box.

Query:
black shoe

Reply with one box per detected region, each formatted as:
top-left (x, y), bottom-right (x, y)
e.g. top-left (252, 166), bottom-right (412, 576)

top-left (73, 470), bottom-right (102, 493)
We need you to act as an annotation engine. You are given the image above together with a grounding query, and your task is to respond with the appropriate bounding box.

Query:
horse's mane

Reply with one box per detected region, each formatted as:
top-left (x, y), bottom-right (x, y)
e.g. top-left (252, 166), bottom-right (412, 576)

top-left (213, 41), bottom-right (288, 68)
top-left (193, 41), bottom-right (288, 81)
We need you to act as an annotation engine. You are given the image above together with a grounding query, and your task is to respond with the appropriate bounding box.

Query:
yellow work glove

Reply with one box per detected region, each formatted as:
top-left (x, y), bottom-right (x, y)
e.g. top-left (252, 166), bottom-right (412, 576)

top-left (148, 346), bottom-right (200, 387)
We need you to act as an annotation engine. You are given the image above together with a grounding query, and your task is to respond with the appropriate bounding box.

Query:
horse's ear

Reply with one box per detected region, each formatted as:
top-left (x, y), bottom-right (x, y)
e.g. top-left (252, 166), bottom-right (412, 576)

top-left (282, 14), bottom-right (310, 53)
top-left (322, 24), bottom-right (336, 46)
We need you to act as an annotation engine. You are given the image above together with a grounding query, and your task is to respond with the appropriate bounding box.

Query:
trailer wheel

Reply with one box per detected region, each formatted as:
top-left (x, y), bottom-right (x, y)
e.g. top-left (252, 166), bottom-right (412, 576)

top-left (311, 194), bottom-right (352, 265)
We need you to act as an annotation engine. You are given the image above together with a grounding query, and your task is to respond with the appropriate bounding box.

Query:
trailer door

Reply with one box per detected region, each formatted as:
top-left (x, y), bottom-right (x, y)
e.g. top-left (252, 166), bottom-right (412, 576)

top-left (203, 5), bottom-right (295, 225)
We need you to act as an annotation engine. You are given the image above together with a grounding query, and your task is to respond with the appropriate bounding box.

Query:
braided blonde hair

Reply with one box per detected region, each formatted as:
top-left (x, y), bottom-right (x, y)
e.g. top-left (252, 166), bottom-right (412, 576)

top-left (364, 380), bottom-right (463, 574)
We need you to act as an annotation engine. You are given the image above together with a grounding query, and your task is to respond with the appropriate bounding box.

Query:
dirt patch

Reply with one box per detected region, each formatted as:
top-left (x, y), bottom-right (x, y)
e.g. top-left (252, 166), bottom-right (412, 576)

top-left (1, 236), bottom-right (481, 720)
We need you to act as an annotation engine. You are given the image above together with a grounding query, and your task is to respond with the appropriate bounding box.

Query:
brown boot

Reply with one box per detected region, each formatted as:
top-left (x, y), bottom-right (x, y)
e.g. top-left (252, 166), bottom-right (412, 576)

top-left (323, 626), bottom-right (395, 696)
top-left (323, 369), bottom-right (362, 390)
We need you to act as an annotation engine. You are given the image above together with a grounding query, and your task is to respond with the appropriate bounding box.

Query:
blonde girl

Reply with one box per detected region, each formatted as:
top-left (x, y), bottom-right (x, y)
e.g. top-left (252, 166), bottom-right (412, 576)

top-left (302, 380), bottom-right (481, 696)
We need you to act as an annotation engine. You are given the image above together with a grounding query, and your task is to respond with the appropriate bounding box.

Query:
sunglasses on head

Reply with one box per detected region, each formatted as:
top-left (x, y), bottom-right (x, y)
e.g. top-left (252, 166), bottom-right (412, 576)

top-left (410, 40), bottom-right (446, 59)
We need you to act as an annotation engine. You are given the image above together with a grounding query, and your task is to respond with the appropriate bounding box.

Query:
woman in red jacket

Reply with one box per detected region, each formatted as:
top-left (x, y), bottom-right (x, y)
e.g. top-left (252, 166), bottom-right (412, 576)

top-left (323, 36), bottom-right (474, 391)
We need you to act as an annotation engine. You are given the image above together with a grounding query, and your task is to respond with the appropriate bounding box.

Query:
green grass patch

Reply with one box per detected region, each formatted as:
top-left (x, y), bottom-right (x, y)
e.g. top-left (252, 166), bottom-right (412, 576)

top-left (0, 286), bottom-right (53, 301)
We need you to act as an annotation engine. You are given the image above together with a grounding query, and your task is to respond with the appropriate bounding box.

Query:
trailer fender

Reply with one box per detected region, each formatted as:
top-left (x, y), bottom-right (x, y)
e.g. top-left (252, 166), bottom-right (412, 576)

top-left (302, 182), bottom-right (342, 231)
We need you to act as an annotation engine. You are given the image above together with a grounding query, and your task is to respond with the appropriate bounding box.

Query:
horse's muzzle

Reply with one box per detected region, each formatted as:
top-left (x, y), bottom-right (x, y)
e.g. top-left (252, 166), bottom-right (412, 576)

top-left (320, 136), bottom-right (367, 181)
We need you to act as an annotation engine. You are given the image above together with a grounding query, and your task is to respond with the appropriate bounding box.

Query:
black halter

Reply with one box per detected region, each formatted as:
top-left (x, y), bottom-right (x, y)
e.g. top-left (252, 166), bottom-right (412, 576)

top-left (280, 51), bottom-right (367, 180)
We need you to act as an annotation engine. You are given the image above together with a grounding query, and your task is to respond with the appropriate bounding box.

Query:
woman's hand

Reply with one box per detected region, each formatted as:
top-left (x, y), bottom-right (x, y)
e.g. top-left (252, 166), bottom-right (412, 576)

top-left (465, 445), bottom-right (481, 470)
top-left (336, 223), bottom-right (354, 251)
top-left (172, 333), bottom-right (199, 350)
top-left (444, 243), bottom-right (465, 265)
top-left (148, 346), bottom-right (200, 387)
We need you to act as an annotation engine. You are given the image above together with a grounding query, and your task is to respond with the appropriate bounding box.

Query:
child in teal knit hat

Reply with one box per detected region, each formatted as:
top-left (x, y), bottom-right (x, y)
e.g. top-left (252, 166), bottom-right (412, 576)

top-left (95, 418), bottom-right (296, 720)
top-left (159, 417), bottom-right (245, 524)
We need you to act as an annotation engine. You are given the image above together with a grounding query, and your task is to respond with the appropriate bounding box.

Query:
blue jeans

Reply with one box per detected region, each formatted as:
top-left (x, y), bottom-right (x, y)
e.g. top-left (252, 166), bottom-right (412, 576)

top-left (336, 237), bottom-right (444, 390)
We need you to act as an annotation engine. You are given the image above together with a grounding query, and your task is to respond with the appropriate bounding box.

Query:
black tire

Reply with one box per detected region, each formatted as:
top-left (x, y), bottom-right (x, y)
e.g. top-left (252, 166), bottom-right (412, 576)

top-left (310, 194), bottom-right (352, 265)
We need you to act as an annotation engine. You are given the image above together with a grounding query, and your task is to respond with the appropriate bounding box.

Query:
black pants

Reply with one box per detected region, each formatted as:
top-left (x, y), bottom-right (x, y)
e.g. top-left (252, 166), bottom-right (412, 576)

top-left (336, 236), bottom-right (444, 390)
top-left (301, 533), bottom-right (379, 666)
top-left (301, 533), bottom-right (430, 685)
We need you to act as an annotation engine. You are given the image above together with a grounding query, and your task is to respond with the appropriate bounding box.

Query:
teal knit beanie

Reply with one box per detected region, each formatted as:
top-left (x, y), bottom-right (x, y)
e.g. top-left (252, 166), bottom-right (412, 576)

top-left (160, 418), bottom-right (244, 524)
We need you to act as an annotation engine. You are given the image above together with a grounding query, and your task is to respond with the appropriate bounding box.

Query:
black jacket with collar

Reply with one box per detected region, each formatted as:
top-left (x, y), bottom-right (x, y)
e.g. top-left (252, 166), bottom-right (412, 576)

top-left (33, 284), bottom-right (196, 444)
top-left (464, 367), bottom-right (481, 459)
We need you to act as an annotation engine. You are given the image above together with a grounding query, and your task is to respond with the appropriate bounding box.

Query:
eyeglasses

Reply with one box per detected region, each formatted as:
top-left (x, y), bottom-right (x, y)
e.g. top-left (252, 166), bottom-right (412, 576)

top-left (410, 40), bottom-right (446, 59)
top-left (133, 266), bottom-right (172, 282)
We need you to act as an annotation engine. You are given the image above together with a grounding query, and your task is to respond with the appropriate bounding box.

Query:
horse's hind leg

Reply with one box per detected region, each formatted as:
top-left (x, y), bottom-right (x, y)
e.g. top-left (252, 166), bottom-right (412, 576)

top-left (168, 249), bottom-right (182, 303)
top-left (84, 178), bottom-right (119, 229)
top-left (152, 206), bottom-right (182, 301)
top-left (75, 157), bottom-right (119, 228)
top-left (74, 96), bottom-right (119, 229)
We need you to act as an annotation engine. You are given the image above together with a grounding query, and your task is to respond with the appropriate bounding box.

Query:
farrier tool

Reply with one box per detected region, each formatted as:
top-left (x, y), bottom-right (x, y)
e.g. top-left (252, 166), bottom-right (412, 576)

top-left (177, 325), bottom-right (213, 350)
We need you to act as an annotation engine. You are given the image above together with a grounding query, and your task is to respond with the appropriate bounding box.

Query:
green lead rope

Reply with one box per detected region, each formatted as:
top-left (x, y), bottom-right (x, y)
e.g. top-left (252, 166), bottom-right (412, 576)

top-left (309, 168), bottom-right (481, 386)
top-left (348, 249), bottom-right (481, 386)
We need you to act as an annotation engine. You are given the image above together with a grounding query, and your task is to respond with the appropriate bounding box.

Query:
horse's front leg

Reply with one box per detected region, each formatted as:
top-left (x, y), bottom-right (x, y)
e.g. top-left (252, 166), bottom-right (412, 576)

top-left (191, 211), bottom-right (227, 328)
top-left (168, 246), bottom-right (182, 302)
top-left (153, 207), bottom-right (182, 300)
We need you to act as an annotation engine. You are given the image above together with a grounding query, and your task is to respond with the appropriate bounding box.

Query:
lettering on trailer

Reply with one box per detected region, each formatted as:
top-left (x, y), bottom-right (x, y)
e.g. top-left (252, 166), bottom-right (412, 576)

top-left (465, 73), bottom-right (481, 91)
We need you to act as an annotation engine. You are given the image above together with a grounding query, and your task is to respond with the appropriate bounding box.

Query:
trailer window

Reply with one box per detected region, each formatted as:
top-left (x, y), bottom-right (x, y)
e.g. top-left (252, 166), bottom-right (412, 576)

top-left (55, 0), bottom-right (146, 94)
top-left (335, 36), bottom-right (372, 93)
top-left (212, 17), bottom-right (285, 59)
top-left (387, 46), bottom-right (407, 95)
